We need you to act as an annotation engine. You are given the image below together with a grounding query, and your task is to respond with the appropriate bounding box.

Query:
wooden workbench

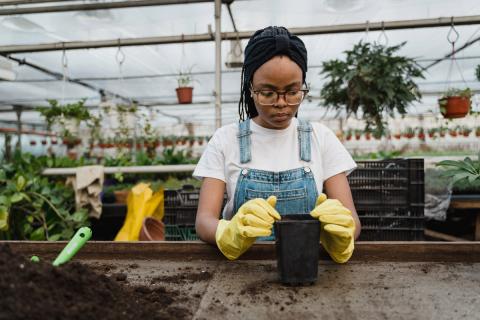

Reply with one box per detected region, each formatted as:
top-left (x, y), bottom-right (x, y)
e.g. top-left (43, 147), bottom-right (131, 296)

top-left (4, 241), bottom-right (480, 320)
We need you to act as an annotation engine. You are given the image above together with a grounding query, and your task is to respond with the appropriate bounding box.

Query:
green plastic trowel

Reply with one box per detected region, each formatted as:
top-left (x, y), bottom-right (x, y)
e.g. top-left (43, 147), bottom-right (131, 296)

top-left (52, 227), bottom-right (92, 267)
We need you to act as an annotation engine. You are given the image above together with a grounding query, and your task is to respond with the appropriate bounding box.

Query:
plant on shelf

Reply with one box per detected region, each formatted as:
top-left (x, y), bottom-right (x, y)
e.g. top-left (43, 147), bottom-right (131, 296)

top-left (344, 129), bottom-right (353, 141)
top-left (427, 128), bottom-right (437, 139)
top-left (436, 153), bottom-right (480, 185)
top-left (438, 126), bottom-right (447, 138)
top-left (175, 67), bottom-right (194, 104)
top-left (476, 126), bottom-right (480, 137)
top-left (417, 127), bottom-right (425, 140)
top-left (403, 127), bottom-right (415, 139)
top-left (438, 88), bottom-right (472, 119)
top-left (449, 126), bottom-right (459, 137)
top-left (459, 126), bottom-right (472, 137)
top-left (320, 41), bottom-right (424, 137)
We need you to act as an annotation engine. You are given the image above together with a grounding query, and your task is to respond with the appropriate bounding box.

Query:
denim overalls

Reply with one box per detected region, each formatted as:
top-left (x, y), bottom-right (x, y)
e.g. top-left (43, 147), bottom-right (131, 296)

top-left (232, 119), bottom-right (319, 240)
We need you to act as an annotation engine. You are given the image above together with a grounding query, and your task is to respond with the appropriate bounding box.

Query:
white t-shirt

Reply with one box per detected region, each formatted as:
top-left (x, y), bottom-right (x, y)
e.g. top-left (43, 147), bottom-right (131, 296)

top-left (193, 118), bottom-right (357, 219)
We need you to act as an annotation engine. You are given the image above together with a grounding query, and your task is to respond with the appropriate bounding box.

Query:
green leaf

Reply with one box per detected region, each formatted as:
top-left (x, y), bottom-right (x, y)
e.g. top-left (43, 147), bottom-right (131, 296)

top-left (30, 227), bottom-right (46, 241)
top-left (0, 169), bottom-right (6, 182)
top-left (0, 196), bottom-right (7, 205)
top-left (48, 233), bottom-right (61, 241)
top-left (0, 206), bottom-right (9, 231)
top-left (10, 193), bottom-right (24, 203)
top-left (16, 175), bottom-right (26, 191)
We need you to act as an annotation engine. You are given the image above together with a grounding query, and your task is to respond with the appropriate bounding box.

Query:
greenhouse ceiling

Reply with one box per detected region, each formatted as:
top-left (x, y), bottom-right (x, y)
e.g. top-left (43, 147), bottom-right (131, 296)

top-left (0, 0), bottom-right (479, 129)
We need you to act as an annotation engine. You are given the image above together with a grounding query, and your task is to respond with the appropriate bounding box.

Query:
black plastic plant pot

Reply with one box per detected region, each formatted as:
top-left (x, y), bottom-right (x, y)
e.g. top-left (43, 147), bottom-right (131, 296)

top-left (274, 214), bottom-right (320, 285)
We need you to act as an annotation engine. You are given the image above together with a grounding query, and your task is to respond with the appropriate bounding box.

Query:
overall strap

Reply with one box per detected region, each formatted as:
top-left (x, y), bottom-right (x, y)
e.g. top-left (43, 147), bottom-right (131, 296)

top-left (237, 119), bottom-right (252, 164)
top-left (297, 119), bottom-right (312, 162)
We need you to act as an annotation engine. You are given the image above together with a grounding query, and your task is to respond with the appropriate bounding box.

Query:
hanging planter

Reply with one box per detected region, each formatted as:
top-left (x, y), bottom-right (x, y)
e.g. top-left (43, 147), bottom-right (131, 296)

top-left (438, 93), bottom-right (471, 119)
top-left (175, 87), bottom-right (193, 104)
top-left (175, 70), bottom-right (194, 104)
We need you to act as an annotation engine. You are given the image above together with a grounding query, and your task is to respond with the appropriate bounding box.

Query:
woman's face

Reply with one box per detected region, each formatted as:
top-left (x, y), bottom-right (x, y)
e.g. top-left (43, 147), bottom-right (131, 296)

top-left (251, 55), bottom-right (303, 129)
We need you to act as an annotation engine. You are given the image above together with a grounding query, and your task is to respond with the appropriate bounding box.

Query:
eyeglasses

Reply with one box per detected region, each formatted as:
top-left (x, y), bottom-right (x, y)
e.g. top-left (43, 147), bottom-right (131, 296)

top-left (250, 86), bottom-right (309, 106)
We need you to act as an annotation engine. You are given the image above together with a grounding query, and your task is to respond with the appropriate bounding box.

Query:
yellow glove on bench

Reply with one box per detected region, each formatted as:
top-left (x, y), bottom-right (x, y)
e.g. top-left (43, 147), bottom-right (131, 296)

top-left (216, 196), bottom-right (280, 260)
top-left (310, 193), bottom-right (355, 263)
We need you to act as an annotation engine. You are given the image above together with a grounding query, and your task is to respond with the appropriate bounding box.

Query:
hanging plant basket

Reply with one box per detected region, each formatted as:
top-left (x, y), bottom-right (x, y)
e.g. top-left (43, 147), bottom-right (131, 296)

top-left (439, 96), bottom-right (470, 119)
top-left (175, 87), bottom-right (193, 104)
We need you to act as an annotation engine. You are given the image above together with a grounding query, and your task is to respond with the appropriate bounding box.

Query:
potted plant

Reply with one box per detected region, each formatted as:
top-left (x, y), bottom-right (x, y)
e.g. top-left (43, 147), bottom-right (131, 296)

top-left (320, 41), bottom-right (424, 137)
top-left (417, 127), bottom-right (425, 140)
top-left (439, 126), bottom-right (447, 138)
top-left (344, 129), bottom-right (353, 141)
top-left (476, 126), bottom-right (480, 137)
top-left (459, 126), bottom-right (472, 137)
top-left (403, 127), bottom-right (415, 139)
top-left (427, 128), bottom-right (437, 139)
top-left (438, 88), bottom-right (471, 119)
top-left (354, 129), bottom-right (362, 140)
top-left (176, 71), bottom-right (194, 104)
top-left (449, 127), bottom-right (458, 137)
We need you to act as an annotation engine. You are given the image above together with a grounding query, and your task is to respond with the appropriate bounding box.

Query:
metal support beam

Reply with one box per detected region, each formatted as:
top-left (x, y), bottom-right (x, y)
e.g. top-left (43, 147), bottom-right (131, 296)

top-left (42, 164), bottom-right (197, 176)
top-left (0, 0), bottom-right (69, 5)
top-left (1, 15), bottom-right (480, 54)
top-left (14, 105), bottom-right (21, 152)
top-left (214, 0), bottom-right (221, 129)
top-left (3, 54), bottom-right (133, 104)
top-left (0, 0), bottom-right (216, 15)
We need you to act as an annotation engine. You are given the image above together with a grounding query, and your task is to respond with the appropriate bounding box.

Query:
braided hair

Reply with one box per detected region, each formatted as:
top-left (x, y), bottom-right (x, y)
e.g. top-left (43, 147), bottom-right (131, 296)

top-left (238, 26), bottom-right (308, 121)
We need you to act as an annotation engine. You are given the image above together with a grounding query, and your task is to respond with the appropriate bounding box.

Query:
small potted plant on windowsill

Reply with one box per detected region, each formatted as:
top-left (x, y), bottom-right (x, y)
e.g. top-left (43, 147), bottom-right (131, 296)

top-left (438, 88), bottom-right (472, 119)
top-left (176, 71), bottom-right (194, 104)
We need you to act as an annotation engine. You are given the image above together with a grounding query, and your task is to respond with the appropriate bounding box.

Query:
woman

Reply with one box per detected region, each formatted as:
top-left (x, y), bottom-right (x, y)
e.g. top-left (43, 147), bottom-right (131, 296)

top-left (193, 26), bottom-right (361, 263)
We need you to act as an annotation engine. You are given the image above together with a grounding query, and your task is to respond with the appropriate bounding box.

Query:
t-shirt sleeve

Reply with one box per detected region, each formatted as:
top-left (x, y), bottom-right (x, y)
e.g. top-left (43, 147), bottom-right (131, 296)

top-left (321, 126), bottom-right (357, 180)
top-left (193, 130), bottom-right (226, 182)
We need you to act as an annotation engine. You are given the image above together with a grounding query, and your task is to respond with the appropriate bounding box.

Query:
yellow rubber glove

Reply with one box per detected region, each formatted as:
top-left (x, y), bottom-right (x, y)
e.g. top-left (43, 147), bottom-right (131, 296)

top-left (216, 196), bottom-right (281, 260)
top-left (310, 193), bottom-right (355, 264)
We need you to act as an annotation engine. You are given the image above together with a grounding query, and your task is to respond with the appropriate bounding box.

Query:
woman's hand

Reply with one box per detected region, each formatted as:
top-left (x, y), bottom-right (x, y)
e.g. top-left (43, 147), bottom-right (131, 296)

top-left (216, 196), bottom-right (280, 260)
top-left (310, 193), bottom-right (355, 263)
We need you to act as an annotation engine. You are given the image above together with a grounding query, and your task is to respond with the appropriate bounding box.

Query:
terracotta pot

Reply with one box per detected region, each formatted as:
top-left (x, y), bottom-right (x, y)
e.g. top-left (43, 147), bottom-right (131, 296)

top-left (439, 96), bottom-right (470, 119)
top-left (114, 190), bottom-right (130, 204)
top-left (393, 134), bottom-right (401, 140)
top-left (139, 217), bottom-right (165, 241)
top-left (175, 87), bottom-right (193, 104)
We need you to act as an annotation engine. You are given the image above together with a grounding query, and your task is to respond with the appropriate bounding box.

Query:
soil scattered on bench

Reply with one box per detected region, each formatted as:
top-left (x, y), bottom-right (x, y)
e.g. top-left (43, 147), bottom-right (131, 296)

top-left (0, 244), bottom-right (190, 320)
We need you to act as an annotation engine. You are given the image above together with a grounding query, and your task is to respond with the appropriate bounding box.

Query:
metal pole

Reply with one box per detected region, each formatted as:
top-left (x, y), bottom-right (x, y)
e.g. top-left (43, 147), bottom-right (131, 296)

top-left (0, 0), bottom-right (69, 5)
top-left (0, 0), bottom-right (214, 15)
top-left (214, 0), bottom-right (222, 129)
top-left (42, 164), bottom-right (197, 176)
top-left (14, 105), bottom-right (21, 152)
top-left (2, 15), bottom-right (480, 54)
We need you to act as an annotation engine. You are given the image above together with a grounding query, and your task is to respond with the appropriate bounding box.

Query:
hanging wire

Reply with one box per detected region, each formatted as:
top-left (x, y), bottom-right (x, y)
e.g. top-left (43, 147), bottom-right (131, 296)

top-left (377, 21), bottom-right (389, 46)
top-left (363, 20), bottom-right (370, 43)
top-left (445, 17), bottom-right (469, 91)
top-left (61, 47), bottom-right (68, 105)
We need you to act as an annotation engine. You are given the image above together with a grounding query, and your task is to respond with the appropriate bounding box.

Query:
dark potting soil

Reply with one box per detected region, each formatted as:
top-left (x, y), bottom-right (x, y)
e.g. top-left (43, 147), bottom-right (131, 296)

top-left (0, 244), bottom-right (190, 320)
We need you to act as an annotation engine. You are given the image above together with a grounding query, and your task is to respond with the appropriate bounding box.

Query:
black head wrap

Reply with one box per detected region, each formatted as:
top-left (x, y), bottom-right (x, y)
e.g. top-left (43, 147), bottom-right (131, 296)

top-left (238, 26), bottom-right (308, 120)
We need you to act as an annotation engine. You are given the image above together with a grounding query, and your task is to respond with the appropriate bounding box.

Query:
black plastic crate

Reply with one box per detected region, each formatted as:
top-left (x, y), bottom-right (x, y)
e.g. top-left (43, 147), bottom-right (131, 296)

top-left (164, 185), bottom-right (227, 226)
top-left (348, 159), bottom-right (425, 241)
top-left (164, 225), bottom-right (199, 241)
top-left (349, 159), bottom-right (424, 207)
top-left (359, 229), bottom-right (424, 241)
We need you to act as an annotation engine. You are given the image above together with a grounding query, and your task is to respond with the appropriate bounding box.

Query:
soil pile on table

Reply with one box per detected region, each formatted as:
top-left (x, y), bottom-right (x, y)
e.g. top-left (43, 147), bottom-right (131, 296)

top-left (0, 244), bottom-right (190, 320)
